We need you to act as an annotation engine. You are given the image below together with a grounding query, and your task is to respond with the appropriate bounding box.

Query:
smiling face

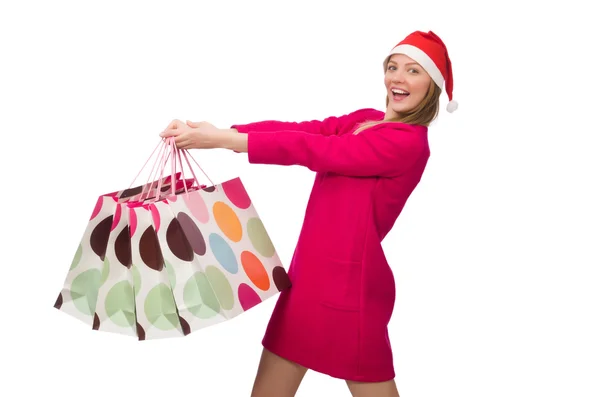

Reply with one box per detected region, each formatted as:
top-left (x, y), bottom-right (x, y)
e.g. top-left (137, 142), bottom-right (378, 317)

top-left (384, 54), bottom-right (433, 119)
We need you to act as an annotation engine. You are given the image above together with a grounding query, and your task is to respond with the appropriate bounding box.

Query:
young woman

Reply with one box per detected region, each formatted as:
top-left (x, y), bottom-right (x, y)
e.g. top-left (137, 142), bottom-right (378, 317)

top-left (160, 30), bottom-right (457, 397)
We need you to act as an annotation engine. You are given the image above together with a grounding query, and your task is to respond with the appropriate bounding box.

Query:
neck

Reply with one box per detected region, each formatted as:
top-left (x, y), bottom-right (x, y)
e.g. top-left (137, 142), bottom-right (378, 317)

top-left (384, 107), bottom-right (400, 121)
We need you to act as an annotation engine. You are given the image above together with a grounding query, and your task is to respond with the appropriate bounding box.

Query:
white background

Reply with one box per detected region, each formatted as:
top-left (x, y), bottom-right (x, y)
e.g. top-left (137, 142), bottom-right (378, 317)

top-left (1, 0), bottom-right (599, 396)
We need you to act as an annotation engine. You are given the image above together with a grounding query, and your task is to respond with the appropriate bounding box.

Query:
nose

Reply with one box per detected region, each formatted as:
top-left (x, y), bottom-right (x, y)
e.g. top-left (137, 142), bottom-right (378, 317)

top-left (391, 69), bottom-right (406, 83)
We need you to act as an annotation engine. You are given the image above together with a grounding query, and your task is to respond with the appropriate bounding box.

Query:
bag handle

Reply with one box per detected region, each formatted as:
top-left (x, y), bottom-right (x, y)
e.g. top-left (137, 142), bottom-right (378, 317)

top-left (126, 139), bottom-right (175, 202)
top-left (150, 137), bottom-right (219, 202)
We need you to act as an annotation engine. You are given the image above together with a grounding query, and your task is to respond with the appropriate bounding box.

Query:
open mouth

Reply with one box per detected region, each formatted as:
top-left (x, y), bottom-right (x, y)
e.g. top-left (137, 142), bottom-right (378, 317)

top-left (391, 88), bottom-right (409, 101)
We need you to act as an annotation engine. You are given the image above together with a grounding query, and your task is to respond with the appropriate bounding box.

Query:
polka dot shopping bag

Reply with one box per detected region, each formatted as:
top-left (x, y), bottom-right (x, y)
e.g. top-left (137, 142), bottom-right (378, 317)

top-left (54, 138), bottom-right (291, 340)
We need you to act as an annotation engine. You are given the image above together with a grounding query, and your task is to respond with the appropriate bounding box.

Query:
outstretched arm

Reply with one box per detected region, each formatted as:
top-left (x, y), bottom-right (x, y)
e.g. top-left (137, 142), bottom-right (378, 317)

top-left (220, 130), bottom-right (248, 152)
top-left (158, 110), bottom-right (427, 178)
top-left (160, 108), bottom-right (384, 148)
top-left (231, 117), bottom-right (338, 136)
top-left (216, 124), bottom-right (428, 178)
top-left (230, 108), bottom-right (384, 137)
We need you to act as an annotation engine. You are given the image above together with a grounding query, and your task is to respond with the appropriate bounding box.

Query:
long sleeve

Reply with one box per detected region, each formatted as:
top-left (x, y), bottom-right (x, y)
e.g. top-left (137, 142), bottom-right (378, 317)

top-left (246, 123), bottom-right (428, 178)
top-left (231, 108), bottom-right (384, 137)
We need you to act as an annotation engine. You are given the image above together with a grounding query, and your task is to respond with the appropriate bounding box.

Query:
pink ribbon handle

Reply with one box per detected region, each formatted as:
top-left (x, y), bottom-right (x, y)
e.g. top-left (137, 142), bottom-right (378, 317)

top-left (127, 138), bottom-right (173, 202)
top-left (181, 147), bottom-right (218, 192)
top-left (128, 137), bottom-right (220, 205)
top-left (153, 138), bottom-right (176, 201)
top-left (150, 137), bottom-right (218, 202)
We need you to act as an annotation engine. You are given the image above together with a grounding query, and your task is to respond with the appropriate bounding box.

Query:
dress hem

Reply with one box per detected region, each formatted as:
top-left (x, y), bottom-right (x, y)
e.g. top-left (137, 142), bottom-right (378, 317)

top-left (261, 337), bottom-right (395, 383)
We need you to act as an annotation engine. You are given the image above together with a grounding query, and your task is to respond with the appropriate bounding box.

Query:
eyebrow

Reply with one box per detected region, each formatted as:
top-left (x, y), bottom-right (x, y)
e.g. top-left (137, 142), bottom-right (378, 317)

top-left (388, 60), bottom-right (422, 67)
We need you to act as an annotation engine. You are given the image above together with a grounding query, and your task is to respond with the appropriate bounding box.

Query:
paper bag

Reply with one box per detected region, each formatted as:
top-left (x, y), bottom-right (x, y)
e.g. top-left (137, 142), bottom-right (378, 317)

top-left (54, 138), bottom-right (291, 340)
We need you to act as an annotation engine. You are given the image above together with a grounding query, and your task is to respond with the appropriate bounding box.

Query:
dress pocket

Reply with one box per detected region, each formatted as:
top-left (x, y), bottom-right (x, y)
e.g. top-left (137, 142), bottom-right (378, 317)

top-left (318, 257), bottom-right (362, 312)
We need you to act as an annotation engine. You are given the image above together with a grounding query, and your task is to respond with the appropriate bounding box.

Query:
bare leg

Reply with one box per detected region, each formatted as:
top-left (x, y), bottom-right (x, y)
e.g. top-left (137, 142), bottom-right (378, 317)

top-left (250, 347), bottom-right (309, 397)
top-left (346, 379), bottom-right (400, 397)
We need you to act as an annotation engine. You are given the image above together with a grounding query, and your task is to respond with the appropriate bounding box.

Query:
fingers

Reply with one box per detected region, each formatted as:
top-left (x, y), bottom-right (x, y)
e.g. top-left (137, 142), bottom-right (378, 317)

top-left (167, 119), bottom-right (185, 130)
top-left (160, 119), bottom-right (185, 136)
top-left (160, 119), bottom-right (188, 138)
top-left (174, 133), bottom-right (188, 144)
top-left (175, 138), bottom-right (194, 150)
top-left (159, 119), bottom-right (206, 147)
top-left (159, 135), bottom-right (190, 150)
top-left (159, 129), bottom-right (180, 138)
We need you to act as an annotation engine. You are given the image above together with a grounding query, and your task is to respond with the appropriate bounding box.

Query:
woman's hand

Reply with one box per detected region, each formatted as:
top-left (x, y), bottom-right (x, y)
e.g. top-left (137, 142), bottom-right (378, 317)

top-left (159, 119), bottom-right (221, 149)
top-left (159, 119), bottom-right (248, 152)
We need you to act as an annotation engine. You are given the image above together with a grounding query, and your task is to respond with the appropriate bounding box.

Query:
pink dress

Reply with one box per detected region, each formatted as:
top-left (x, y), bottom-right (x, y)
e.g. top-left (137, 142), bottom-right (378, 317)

top-left (231, 108), bottom-right (430, 382)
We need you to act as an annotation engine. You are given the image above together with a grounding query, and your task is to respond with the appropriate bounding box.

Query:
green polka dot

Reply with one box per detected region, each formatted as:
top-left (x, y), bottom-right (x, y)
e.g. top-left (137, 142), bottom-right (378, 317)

top-left (71, 269), bottom-right (101, 316)
top-left (206, 265), bottom-right (234, 311)
top-left (144, 284), bottom-right (179, 331)
top-left (132, 265), bottom-right (141, 296)
top-left (183, 272), bottom-right (220, 318)
top-left (105, 281), bottom-right (135, 327)
top-left (247, 217), bottom-right (275, 257)
top-left (70, 244), bottom-right (83, 270)
top-left (101, 257), bottom-right (110, 285)
top-left (165, 260), bottom-right (176, 289)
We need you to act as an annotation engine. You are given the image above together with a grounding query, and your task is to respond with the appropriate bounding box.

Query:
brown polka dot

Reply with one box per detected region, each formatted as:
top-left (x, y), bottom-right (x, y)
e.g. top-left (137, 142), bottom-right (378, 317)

top-left (273, 266), bottom-right (291, 291)
top-left (119, 185), bottom-right (143, 199)
top-left (166, 218), bottom-right (193, 262)
top-left (139, 226), bottom-right (164, 271)
top-left (136, 322), bottom-right (145, 341)
top-left (90, 216), bottom-right (113, 260)
top-left (203, 186), bottom-right (216, 192)
top-left (93, 313), bottom-right (100, 330)
top-left (115, 226), bottom-right (132, 268)
top-left (179, 316), bottom-right (191, 336)
top-left (177, 212), bottom-right (206, 256)
top-left (53, 293), bottom-right (63, 309)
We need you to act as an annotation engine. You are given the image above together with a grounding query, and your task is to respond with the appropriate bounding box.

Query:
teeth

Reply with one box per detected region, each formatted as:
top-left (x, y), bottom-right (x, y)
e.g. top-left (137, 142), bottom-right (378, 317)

top-left (392, 89), bottom-right (408, 94)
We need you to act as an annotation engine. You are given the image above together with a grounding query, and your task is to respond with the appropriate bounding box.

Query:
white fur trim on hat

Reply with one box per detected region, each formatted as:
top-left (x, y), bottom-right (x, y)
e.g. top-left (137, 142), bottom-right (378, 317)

top-left (388, 44), bottom-right (445, 90)
top-left (446, 100), bottom-right (458, 113)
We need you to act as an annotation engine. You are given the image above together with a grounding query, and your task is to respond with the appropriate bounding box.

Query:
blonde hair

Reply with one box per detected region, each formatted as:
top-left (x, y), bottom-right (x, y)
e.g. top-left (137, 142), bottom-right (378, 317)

top-left (353, 79), bottom-right (442, 134)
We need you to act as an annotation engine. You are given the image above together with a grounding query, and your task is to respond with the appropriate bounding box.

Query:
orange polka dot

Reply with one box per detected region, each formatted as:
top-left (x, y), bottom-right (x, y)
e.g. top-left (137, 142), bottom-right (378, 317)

top-left (241, 251), bottom-right (270, 291)
top-left (213, 201), bottom-right (242, 242)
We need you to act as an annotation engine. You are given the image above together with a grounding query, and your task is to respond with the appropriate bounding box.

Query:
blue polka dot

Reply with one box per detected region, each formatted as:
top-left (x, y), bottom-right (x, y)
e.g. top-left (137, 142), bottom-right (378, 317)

top-left (209, 233), bottom-right (238, 274)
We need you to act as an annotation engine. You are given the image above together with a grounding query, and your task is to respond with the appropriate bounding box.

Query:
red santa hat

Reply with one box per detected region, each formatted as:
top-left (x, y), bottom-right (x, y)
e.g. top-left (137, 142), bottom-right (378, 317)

top-left (384, 30), bottom-right (458, 113)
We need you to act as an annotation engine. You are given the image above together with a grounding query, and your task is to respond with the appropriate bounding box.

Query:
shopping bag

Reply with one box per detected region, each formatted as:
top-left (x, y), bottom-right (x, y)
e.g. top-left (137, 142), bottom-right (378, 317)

top-left (52, 173), bottom-right (190, 330)
top-left (54, 137), bottom-right (291, 340)
top-left (128, 177), bottom-right (291, 340)
top-left (53, 140), bottom-right (193, 331)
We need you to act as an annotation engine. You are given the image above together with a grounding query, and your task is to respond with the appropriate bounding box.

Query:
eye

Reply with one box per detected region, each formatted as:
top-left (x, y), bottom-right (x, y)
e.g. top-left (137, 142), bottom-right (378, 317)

top-left (408, 68), bottom-right (419, 74)
top-left (387, 65), bottom-right (397, 71)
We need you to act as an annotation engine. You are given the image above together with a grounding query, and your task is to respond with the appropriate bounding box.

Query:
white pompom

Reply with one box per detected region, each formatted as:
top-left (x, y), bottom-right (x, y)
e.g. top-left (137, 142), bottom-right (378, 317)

top-left (446, 100), bottom-right (458, 113)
